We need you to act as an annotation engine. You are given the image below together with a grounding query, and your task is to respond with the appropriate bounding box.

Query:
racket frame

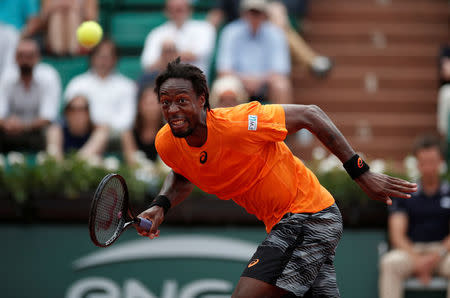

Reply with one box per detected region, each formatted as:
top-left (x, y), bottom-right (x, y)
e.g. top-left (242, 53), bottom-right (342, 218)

top-left (89, 173), bottom-right (136, 247)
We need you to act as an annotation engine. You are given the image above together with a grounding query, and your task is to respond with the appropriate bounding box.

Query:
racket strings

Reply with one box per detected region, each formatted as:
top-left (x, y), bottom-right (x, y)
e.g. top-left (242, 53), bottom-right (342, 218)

top-left (94, 177), bottom-right (125, 245)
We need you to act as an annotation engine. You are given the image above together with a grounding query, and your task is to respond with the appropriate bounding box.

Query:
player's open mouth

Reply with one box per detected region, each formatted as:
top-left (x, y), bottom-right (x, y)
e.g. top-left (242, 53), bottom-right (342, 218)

top-left (169, 119), bottom-right (187, 129)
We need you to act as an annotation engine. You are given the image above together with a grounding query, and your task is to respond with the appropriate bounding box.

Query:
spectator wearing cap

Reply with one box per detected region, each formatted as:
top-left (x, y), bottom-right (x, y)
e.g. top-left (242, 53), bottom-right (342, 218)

top-left (216, 0), bottom-right (293, 104)
top-left (208, 0), bottom-right (333, 77)
top-left (0, 38), bottom-right (61, 153)
top-left (209, 75), bottom-right (248, 108)
top-left (46, 94), bottom-right (109, 160)
top-left (140, 0), bottom-right (216, 80)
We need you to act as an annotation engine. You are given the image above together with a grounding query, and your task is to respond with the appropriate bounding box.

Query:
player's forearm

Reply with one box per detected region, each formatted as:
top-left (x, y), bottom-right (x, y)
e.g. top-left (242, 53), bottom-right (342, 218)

top-left (158, 170), bottom-right (194, 207)
top-left (290, 105), bottom-right (355, 163)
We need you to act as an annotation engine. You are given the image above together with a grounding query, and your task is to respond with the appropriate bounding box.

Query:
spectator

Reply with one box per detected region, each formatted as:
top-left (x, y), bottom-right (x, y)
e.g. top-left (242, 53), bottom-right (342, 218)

top-left (0, 38), bottom-right (61, 153)
top-left (121, 74), bottom-right (163, 167)
top-left (209, 75), bottom-right (248, 108)
top-left (140, 0), bottom-right (216, 80)
top-left (40, 0), bottom-right (98, 56)
top-left (64, 39), bottom-right (137, 140)
top-left (216, 0), bottom-right (293, 104)
top-left (437, 44), bottom-right (450, 138)
top-left (379, 134), bottom-right (450, 298)
top-left (208, 0), bottom-right (332, 77)
top-left (46, 94), bottom-right (109, 161)
top-left (0, 0), bottom-right (41, 77)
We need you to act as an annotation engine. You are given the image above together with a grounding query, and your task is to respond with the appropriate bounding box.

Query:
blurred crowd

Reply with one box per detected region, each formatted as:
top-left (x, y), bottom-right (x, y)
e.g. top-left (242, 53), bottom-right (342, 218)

top-left (0, 0), bottom-right (334, 167)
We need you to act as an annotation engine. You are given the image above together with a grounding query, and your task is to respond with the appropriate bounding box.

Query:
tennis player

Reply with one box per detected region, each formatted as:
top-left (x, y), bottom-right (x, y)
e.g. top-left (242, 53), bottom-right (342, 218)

top-left (137, 58), bottom-right (417, 298)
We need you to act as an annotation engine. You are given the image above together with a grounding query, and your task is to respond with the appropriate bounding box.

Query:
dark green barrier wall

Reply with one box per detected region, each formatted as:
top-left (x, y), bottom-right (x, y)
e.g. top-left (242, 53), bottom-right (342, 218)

top-left (0, 226), bottom-right (445, 298)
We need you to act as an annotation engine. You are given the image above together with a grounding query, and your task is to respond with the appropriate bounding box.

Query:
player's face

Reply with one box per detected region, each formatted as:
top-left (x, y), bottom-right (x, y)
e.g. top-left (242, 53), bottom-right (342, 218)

top-left (159, 78), bottom-right (205, 139)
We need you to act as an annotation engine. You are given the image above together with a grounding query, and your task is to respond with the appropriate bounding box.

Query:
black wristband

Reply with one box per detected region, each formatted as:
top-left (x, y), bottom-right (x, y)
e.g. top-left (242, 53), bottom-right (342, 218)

top-left (343, 154), bottom-right (370, 179)
top-left (149, 195), bottom-right (171, 215)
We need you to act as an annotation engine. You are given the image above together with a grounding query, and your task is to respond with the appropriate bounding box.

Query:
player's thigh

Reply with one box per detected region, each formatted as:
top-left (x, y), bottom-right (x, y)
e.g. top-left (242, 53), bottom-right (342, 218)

top-left (232, 276), bottom-right (288, 298)
top-left (306, 259), bottom-right (340, 298)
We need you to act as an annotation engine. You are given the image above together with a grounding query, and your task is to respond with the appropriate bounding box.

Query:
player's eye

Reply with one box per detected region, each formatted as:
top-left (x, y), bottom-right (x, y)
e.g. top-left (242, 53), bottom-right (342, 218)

top-left (178, 98), bottom-right (186, 104)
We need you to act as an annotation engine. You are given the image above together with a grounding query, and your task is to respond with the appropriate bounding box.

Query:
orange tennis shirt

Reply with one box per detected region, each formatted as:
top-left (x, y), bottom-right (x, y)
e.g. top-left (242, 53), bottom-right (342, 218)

top-left (155, 101), bottom-right (334, 232)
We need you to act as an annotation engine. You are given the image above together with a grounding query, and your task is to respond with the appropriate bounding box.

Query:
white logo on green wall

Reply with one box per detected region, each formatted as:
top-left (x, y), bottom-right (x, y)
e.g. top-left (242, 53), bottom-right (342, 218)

top-left (67, 235), bottom-right (258, 298)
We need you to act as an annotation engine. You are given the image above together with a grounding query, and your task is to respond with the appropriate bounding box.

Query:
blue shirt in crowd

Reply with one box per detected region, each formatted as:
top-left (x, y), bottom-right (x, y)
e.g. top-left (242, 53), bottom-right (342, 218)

top-left (389, 181), bottom-right (450, 243)
top-left (216, 19), bottom-right (290, 76)
top-left (0, 0), bottom-right (39, 30)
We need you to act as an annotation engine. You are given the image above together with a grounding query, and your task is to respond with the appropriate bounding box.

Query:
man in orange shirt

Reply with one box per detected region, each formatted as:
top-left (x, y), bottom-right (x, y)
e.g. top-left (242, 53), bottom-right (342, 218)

top-left (137, 58), bottom-right (417, 298)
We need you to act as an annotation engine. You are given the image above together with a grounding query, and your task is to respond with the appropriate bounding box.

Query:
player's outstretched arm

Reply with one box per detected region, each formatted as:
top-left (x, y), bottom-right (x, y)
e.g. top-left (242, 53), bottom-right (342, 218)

top-left (282, 104), bottom-right (417, 205)
top-left (137, 170), bottom-right (194, 238)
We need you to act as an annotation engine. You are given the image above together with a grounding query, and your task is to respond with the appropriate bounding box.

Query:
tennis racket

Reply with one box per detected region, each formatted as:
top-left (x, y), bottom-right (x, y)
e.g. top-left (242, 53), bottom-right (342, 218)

top-left (89, 173), bottom-right (152, 247)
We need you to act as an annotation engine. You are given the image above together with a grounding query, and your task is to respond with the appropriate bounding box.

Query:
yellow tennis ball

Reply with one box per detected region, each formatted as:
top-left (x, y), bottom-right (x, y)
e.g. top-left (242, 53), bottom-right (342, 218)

top-left (77, 21), bottom-right (103, 48)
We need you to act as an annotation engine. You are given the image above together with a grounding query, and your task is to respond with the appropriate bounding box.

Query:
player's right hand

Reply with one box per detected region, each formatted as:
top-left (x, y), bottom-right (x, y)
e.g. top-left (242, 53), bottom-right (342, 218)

top-left (136, 206), bottom-right (165, 239)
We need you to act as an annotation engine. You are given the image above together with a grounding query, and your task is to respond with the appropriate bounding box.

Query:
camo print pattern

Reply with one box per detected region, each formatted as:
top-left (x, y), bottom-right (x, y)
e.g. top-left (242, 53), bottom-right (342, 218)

top-left (258, 203), bottom-right (343, 297)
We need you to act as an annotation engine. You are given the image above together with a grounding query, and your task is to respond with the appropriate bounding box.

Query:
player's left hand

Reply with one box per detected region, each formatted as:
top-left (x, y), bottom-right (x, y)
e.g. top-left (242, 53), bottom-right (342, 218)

top-left (354, 171), bottom-right (417, 205)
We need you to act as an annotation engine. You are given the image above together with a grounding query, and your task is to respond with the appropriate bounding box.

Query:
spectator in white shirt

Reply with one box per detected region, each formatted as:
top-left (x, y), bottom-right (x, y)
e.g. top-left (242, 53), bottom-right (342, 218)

top-left (0, 38), bottom-right (61, 153)
top-left (140, 0), bottom-right (216, 80)
top-left (64, 39), bottom-right (137, 137)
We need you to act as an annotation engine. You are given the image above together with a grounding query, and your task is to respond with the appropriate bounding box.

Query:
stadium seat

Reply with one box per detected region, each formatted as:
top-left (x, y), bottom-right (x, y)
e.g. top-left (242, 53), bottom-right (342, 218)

top-left (110, 12), bottom-right (167, 50)
top-left (42, 56), bottom-right (89, 89)
top-left (118, 56), bottom-right (142, 80)
top-left (192, 0), bottom-right (216, 11)
top-left (119, 0), bottom-right (165, 8)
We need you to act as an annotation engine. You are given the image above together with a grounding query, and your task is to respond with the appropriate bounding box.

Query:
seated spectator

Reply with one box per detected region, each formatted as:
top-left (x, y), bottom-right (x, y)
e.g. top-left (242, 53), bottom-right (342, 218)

top-left (40, 0), bottom-right (98, 56)
top-left (64, 39), bottom-right (137, 141)
top-left (379, 134), bottom-right (450, 298)
top-left (208, 0), bottom-right (332, 77)
top-left (216, 0), bottom-right (293, 104)
top-left (121, 73), bottom-right (163, 167)
top-left (437, 44), bottom-right (450, 138)
top-left (46, 94), bottom-right (109, 161)
top-left (0, 0), bottom-right (41, 78)
top-left (209, 75), bottom-right (248, 108)
top-left (0, 38), bottom-right (61, 153)
top-left (140, 0), bottom-right (216, 80)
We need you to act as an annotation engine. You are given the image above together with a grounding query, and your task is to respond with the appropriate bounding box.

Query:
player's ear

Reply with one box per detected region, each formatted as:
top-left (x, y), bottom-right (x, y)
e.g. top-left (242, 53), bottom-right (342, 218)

top-left (198, 94), bottom-right (206, 108)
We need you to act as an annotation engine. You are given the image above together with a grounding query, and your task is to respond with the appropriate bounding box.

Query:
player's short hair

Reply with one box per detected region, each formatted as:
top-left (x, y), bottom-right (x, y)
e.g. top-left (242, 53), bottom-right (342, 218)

top-left (154, 57), bottom-right (210, 110)
top-left (412, 134), bottom-right (445, 157)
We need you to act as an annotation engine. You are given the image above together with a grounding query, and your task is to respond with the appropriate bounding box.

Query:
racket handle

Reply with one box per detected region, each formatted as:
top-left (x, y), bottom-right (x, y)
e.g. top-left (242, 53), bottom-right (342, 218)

top-left (137, 217), bottom-right (152, 231)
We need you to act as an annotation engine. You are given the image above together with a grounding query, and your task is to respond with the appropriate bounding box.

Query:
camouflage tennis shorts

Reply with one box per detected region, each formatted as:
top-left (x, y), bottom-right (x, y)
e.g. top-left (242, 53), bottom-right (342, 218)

top-left (242, 203), bottom-right (343, 297)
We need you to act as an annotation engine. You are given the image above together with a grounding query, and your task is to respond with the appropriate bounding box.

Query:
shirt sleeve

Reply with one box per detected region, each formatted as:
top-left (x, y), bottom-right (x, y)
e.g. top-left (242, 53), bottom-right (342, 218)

top-left (110, 79), bottom-right (137, 132)
top-left (141, 28), bottom-right (161, 70)
top-left (39, 66), bottom-right (61, 121)
top-left (267, 26), bottom-right (291, 74)
top-left (216, 23), bottom-right (235, 73)
top-left (189, 22), bottom-right (216, 63)
top-left (0, 77), bottom-right (10, 119)
top-left (437, 85), bottom-right (450, 135)
top-left (235, 101), bottom-right (288, 143)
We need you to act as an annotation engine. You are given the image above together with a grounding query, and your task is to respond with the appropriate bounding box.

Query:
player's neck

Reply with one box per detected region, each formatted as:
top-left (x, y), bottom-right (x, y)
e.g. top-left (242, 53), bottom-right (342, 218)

top-left (185, 110), bottom-right (207, 147)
